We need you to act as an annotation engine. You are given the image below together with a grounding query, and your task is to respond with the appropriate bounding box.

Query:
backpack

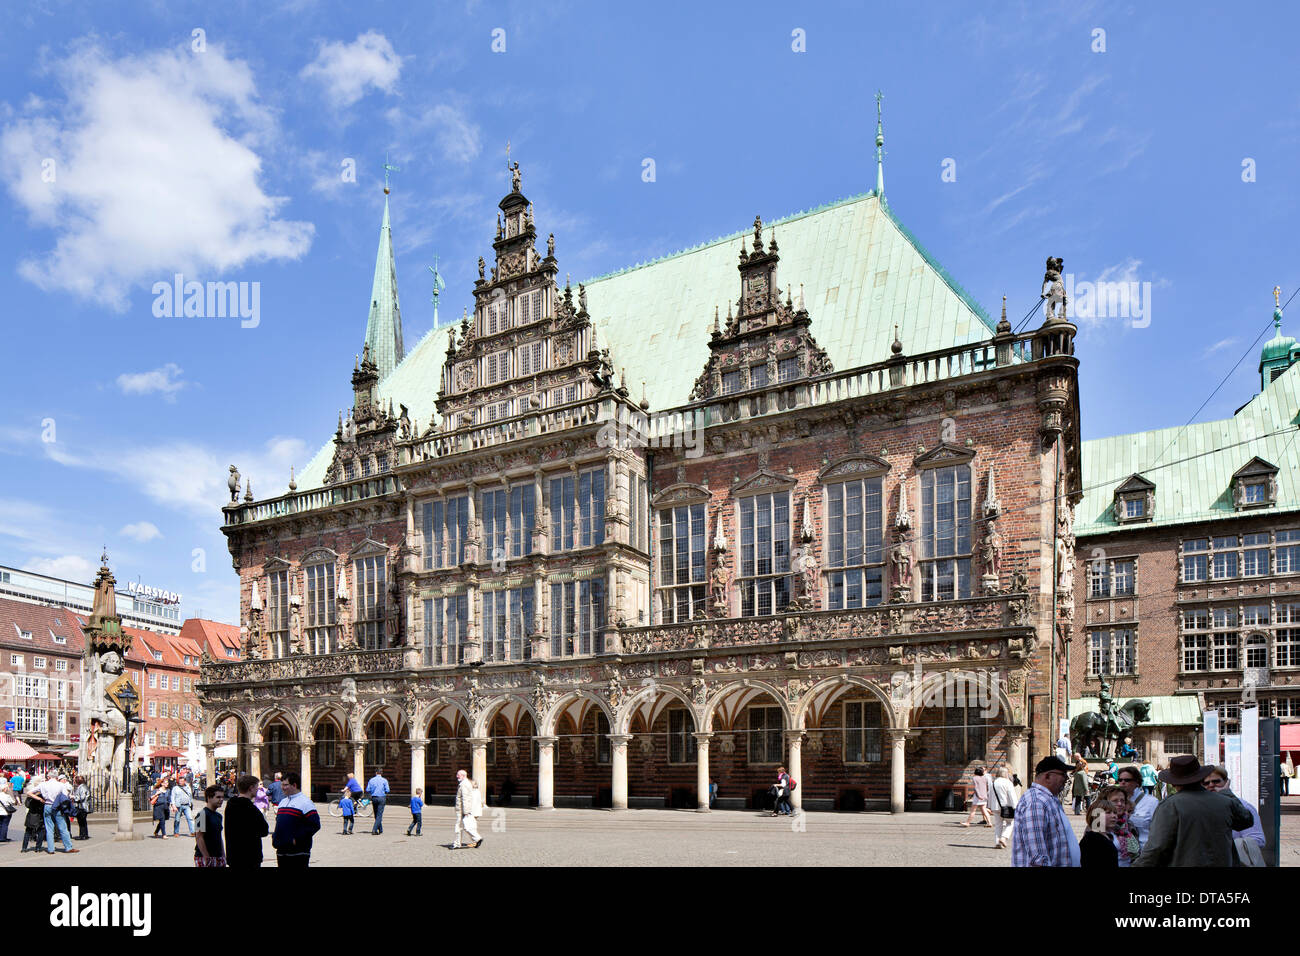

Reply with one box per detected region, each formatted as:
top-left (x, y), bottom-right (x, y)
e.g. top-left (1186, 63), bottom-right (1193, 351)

top-left (788, 778), bottom-right (797, 791)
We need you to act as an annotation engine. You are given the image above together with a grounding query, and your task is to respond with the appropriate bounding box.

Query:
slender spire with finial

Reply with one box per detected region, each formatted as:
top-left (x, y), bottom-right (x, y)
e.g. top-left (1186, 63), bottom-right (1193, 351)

top-left (1275, 285), bottom-right (1284, 331)
top-left (874, 90), bottom-right (886, 201)
top-left (382, 150), bottom-right (400, 195)
top-left (429, 255), bottom-right (445, 325)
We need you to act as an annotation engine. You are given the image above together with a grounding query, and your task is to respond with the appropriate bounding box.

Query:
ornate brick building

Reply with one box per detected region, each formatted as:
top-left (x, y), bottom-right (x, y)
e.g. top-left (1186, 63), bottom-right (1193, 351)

top-left (1068, 292), bottom-right (1300, 759)
top-left (201, 162), bottom-right (1082, 811)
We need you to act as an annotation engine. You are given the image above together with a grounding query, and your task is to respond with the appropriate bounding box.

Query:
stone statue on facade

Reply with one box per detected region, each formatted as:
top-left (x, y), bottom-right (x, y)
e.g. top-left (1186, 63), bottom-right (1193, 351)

top-left (981, 522), bottom-right (1003, 582)
top-left (398, 403), bottom-right (412, 440)
top-left (578, 284), bottom-right (587, 313)
top-left (1041, 256), bottom-right (1066, 321)
top-left (478, 257), bottom-right (486, 280)
top-left (890, 533), bottom-right (913, 602)
top-left (510, 161), bottom-right (522, 192)
top-left (547, 233), bottom-right (555, 257)
top-left (228, 465), bottom-right (240, 502)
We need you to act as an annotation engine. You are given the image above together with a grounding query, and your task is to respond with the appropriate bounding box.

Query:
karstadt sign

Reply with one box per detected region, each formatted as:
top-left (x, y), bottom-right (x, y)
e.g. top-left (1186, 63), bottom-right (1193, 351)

top-left (126, 581), bottom-right (181, 605)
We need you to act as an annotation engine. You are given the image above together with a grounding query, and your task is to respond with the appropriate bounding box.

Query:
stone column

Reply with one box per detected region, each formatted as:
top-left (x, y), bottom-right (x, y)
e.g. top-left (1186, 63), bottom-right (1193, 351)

top-left (1006, 728), bottom-right (1029, 787)
top-left (410, 738), bottom-right (428, 799)
top-left (536, 735), bottom-right (557, 809)
top-left (469, 737), bottom-right (489, 792)
top-left (354, 743), bottom-right (365, 783)
top-left (887, 729), bottom-right (908, 814)
top-left (610, 734), bottom-right (632, 810)
top-left (299, 742), bottom-right (313, 803)
top-left (785, 730), bottom-right (804, 811)
top-left (203, 745), bottom-right (215, 777)
top-left (248, 733), bottom-right (262, 781)
top-left (693, 732), bottom-right (713, 812)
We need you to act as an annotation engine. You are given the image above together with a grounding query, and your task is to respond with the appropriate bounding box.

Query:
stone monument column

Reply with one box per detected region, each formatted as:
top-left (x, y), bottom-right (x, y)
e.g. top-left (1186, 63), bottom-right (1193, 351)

top-left (693, 732), bottom-right (713, 812)
top-left (536, 735), bottom-right (557, 809)
top-left (409, 738), bottom-right (428, 798)
top-left (785, 730), bottom-right (805, 811)
top-left (204, 744), bottom-right (216, 776)
top-left (354, 742), bottom-right (366, 783)
top-left (610, 734), bottom-right (632, 810)
top-left (469, 736), bottom-right (489, 792)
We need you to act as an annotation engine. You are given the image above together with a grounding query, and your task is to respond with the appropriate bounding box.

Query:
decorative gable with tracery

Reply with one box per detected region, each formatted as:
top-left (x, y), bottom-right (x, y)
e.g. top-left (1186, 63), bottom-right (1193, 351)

top-left (430, 165), bottom-right (619, 436)
top-left (689, 215), bottom-right (833, 401)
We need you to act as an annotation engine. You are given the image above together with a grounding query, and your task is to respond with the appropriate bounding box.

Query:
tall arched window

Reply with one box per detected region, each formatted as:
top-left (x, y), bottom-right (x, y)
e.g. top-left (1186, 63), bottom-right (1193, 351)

top-left (314, 720), bottom-right (338, 768)
top-left (265, 721), bottom-right (294, 771)
top-left (594, 710), bottom-right (611, 765)
top-left (366, 717), bottom-right (389, 768)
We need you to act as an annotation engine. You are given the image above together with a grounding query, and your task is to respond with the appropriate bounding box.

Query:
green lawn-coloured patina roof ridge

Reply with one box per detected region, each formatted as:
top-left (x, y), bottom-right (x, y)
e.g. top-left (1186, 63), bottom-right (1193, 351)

top-left (294, 190), bottom-right (999, 493)
top-left (1076, 359), bottom-right (1300, 536)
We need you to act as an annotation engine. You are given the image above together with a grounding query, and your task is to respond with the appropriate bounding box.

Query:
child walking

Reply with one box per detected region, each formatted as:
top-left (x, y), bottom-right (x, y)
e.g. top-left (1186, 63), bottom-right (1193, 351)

top-left (339, 792), bottom-right (355, 834)
top-left (406, 788), bottom-right (423, 836)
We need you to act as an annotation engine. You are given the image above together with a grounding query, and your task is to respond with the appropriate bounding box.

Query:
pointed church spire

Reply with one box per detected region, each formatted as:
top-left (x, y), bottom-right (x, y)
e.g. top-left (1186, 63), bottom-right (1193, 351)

top-left (874, 90), bottom-right (886, 201)
top-left (364, 179), bottom-right (405, 381)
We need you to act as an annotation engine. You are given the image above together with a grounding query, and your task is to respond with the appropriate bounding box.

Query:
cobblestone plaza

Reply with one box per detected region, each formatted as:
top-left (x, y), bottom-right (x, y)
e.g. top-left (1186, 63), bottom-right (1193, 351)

top-left (7, 803), bottom-right (1299, 868)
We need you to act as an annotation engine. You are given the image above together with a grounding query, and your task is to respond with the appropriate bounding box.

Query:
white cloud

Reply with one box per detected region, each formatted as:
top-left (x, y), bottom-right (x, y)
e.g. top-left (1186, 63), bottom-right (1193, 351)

top-left (387, 103), bottom-right (482, 164)
top-left (116, 363), bottom-right (188, 400)
top-left (1202, 338), bottom-right (1238, 358)
top-left (43, 434), bottom-right (311, 517)
top-left (23, 554), bottom-right (97, 583)
top-left (301, 31), bottom-right (402, 108)
top-left (119, 521), bottom-right (162, 542)
top-left (0, 42), bottom-right (314, 310)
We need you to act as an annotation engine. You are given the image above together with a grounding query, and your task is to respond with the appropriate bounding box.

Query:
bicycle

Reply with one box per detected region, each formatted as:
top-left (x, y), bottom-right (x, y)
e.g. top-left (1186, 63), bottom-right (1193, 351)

top-left (327, 795), bottom-right (373, 818)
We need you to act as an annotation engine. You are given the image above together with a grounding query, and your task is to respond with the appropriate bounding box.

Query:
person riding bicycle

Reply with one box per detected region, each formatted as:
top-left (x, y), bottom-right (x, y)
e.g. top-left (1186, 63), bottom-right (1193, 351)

top-left (342, 772), bottom-right (364, 802)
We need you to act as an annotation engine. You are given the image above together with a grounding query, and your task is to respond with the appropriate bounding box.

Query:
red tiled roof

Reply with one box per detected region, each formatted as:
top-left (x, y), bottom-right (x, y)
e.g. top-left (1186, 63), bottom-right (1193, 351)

top-left (133, 629), bottom-right (187, 669)
top-left (179, 618), bottom-right (241, 660)
top-left (0, 596), bottom-right (86, 655)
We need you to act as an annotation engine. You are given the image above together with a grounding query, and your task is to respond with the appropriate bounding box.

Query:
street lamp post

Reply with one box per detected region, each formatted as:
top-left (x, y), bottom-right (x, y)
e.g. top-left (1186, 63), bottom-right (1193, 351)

top-left (112, 684), bottom-right (145, 842)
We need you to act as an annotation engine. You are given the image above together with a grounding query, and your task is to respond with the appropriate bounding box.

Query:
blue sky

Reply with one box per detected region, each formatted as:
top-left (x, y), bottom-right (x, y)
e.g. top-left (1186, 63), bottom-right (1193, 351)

top-left (0, 0), bottom-right (1297, 624)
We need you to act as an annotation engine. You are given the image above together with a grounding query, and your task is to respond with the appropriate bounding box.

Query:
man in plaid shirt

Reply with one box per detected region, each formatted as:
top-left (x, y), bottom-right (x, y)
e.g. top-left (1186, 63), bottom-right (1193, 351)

top-left (1012, 756), bottom-right (1081, 867)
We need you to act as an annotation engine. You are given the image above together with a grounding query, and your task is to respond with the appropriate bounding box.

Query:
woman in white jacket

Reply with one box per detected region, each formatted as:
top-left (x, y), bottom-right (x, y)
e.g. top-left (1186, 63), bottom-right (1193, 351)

top-left (990, 766), bottom-right (1018, 849)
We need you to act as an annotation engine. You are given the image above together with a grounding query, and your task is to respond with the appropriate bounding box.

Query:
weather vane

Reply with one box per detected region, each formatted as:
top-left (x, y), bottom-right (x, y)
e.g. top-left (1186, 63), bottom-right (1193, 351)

top-left (383, 150), bottom-right (400, 195)
top-left (429, 255), bottom-right (446, 316)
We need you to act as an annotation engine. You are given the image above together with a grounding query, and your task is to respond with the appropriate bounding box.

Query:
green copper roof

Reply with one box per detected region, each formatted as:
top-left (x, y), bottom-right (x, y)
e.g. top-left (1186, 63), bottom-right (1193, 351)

top-left (1068, 695), bottom-right (1201, 727)
top-left (296, 191), bottom-right (998, 492)
top-left (363, 196), bottom-right (405, 380)
top-left (1261, 308), bottom-right (1295, 364)
top-left (587, 191), bottom-right (998, 411)
top-left (1076, 360), bottom-right (1300, 536)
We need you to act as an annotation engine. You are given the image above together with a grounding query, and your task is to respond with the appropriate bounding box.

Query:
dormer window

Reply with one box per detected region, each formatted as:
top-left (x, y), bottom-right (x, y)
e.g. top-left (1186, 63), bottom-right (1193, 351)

top-left (750, 364), bottom-right (769, 388)
top-left (778, 357), bottom-right (800, 383)
top-left (1232, 457), bottom-right (1279, 511)
top-left (721, 370), bottom-right (742, 395)
top-left (1112, 474), bottom-right (1155, 525)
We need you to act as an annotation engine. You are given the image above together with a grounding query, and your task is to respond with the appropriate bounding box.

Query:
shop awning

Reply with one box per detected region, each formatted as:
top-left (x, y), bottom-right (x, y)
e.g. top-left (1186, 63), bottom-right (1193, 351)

top-left (1280, 724), bottom-right (1300, 752)
top-left (0, 737), bottom-right (39, 761)
top-left (150, 748), bottom-right (184, 759)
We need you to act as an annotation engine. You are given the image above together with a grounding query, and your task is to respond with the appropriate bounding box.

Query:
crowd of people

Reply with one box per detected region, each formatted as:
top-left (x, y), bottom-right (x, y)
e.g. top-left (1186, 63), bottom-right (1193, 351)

top-left (1010, 753), bottom-right (1265, 867)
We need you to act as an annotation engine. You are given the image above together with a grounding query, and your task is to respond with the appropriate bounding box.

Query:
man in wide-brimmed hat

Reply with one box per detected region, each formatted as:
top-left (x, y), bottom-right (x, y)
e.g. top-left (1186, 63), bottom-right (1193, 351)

top-left (1132, 755), bottom-right (1253, 867)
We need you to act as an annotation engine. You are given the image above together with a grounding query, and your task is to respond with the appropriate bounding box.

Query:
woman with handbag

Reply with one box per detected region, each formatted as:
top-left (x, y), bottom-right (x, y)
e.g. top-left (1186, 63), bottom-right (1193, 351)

top-left (990, 766), bottom-right (1018, 849)
top-left (72, 775), bottom-right (91, 840)
top-left (151, 780), bottom-right (171, 839)
top-left (0, 777), bottom-right (17, 843)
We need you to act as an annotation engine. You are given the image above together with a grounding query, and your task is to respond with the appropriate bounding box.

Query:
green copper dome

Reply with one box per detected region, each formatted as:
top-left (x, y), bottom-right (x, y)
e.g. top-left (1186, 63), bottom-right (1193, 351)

top-left (1262, 308), bottom-right (1295, 361)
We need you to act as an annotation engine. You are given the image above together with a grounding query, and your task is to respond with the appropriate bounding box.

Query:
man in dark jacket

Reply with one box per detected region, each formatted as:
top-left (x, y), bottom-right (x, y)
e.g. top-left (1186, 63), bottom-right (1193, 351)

top-left (271, 771), bottom-right (320, 867)
top-left (225, 774), bottom-right (270, 868)
top-left (1133, 755), bottom-right (1254, 867)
